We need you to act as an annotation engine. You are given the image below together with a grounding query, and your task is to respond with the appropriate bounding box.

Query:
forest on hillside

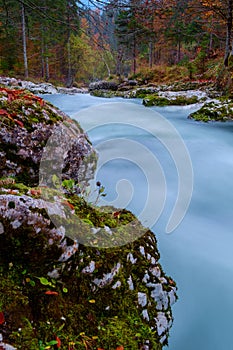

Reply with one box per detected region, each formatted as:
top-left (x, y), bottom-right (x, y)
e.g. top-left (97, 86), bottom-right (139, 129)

top-left (0, 0), bottom-right (233, 86)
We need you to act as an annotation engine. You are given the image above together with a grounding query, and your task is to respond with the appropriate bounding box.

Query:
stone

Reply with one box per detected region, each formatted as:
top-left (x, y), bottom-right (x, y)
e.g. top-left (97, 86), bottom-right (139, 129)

top-left (57, 86), bottom-right (88, 94)
top-left (89, 80), bottom-right (118, 91)
top-left (188, 99), bottom-right (233, 122)
top-left (0, 87), bottom-right (97, 186)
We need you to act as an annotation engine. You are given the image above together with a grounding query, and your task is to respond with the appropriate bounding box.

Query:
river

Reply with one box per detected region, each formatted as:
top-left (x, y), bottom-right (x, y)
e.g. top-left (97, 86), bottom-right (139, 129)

top-left (43, 93), bottom-right (233, 350)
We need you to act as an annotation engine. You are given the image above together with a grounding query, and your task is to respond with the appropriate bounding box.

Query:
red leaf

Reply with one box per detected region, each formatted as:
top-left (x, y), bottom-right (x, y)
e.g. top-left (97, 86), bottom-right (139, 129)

top-left (15, 120), bottom-right (24, 128)
top-left (23, 95), bottom-right (44, 106)
top-left (0, 312), bottom-right (5, 325)
top-left (113, 211), bottom-right (121, 218)
top-left (45, 291), bottom-right (59, 296)
top-left (56, 336), bottom-right (61, 348)
top-left (116, 347), bottom-right (124, 350)
top-left (0, 109), bottom-right (8, 116)
top-left (0, 109), bottom-right (15, 122)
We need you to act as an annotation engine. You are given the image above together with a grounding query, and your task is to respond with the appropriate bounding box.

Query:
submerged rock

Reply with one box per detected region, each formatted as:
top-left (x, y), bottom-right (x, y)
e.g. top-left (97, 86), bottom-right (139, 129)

top-left (0, 90), bottom-right (177, 349)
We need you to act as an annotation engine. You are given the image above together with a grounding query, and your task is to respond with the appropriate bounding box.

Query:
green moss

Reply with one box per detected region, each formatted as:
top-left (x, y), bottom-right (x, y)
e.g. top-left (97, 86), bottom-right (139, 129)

top-left (189, 100), bottom-right (233, 122)
top-left (90, 89), bottom-right (116, 98)
top-left (127, 88), bottom-right (157, 99)
top-left (0, 89), bottom-right (62, 132)
top-left (0, 179), bottom-right (174, 348)
top-left (143, 94), bottom-right (199, 107)
top-left (97, 315), bottom-right (162, 350)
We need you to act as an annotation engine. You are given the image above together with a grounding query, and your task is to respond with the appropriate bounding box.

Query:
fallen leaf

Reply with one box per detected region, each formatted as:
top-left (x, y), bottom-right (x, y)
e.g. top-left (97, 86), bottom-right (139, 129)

top-left (0, 311), bottom-right (4, 324)
top-left (45, 291), bottom-right (59, 296)
top-left (15, 119), bottom-right (24, 128)
top-left (56, 336), bottom-right (61, 348)
top-left (62, 200), bottom-right (75, 210)
top-left (0, 109), bottom-right (8, 116)
top-left (29, 189), bottom-right (41, 196)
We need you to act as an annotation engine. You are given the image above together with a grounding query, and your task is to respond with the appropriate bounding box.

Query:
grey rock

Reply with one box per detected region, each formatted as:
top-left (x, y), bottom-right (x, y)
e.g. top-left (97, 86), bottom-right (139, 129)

top-left (89, 80), bottom-right (118, 91)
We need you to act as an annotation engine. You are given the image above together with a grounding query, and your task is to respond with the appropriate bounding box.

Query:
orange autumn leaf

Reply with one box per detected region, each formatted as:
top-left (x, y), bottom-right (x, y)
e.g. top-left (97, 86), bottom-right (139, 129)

top-left (29, 189), bottom-right (41, 196)
top-left (23, 94), bottom-right (44, 106)
top-left (0, 109), bottom-right (14, 121)
top-left (62, 200), bottom-right (75, 210)
top-left (45, 291), bottom-right (59, 296)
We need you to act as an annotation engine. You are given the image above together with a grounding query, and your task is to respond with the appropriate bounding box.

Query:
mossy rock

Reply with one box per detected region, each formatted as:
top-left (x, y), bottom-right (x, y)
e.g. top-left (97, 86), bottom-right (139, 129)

top-left (169, 80), bottom-right (214, 92)
top-left (143, 94), bottom-right (199, 107)
top-left (125, 87), bottom-right (158, 99)
top-left (90, 89), bottom-right (116, 98)
top-left (0, 88), bottom-right (177, 349)
top-left (0, 180), bottom-right (177, 349)
top-left (188, 100), bottom-right (233, 122)
top-left (90, 89), bottom-right (125, 98)
top-left (0, 87), bottom-right (97, 187)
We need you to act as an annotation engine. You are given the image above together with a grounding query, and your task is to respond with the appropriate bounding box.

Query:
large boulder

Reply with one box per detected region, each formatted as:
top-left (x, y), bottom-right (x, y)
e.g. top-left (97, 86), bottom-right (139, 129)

top-left (0, 183), bottom-right (177, 349)
top-left (0, 87), bottom-right (96, 186)
top-left (188, 99), bottom-right (233, 122)
top-left (89, 80), bottom-right (118, 91)
top-left (0, 89), bottom-right (177, 349)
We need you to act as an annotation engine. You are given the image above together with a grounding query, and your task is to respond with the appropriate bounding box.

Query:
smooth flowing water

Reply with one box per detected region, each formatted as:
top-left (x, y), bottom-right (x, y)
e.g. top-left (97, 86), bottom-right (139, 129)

top-left (43, 93), bottom-right (233, 350)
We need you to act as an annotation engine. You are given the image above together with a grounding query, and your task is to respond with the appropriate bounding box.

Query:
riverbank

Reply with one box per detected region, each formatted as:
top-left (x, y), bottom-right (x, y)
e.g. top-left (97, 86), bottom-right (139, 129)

top-left (0, 76), bottom-right (88, 95)
top-left (2, 75), bottom-right (232, 122)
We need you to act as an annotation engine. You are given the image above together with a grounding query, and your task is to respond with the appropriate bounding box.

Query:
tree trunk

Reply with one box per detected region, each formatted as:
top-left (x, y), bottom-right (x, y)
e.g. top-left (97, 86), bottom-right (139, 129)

top-left (177, 40), bottom-right (181, 62)
top-left (209, 32), bottom-right (213, 52)
top-left (66, 38), bottom-right (73, 87)
top-left (41, 28), bottom-right (50, 81)
top-left (224, 0), bottom-right (233, 66)
top-left (149, 40), bottom-right (153, 68)
top-left (21, 3), bottom-right (28, 78)
top-left (66, 1), bottom-right (73, 87)
top-left (41, 41), bottom-right (45, 78)
top-left (101, 53), bottom-right (111, 77)
top-left (116, 48), bottom-right (123, 79)
top-left (132, 35), bottom-right (136, 75)
top-left (45, 49), bottom-right (50, 82)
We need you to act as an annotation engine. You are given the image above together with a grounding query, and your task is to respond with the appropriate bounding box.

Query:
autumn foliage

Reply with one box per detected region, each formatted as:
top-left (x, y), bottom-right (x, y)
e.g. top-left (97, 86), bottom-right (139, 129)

top-left (0, 0), bottom-right (231, 83)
